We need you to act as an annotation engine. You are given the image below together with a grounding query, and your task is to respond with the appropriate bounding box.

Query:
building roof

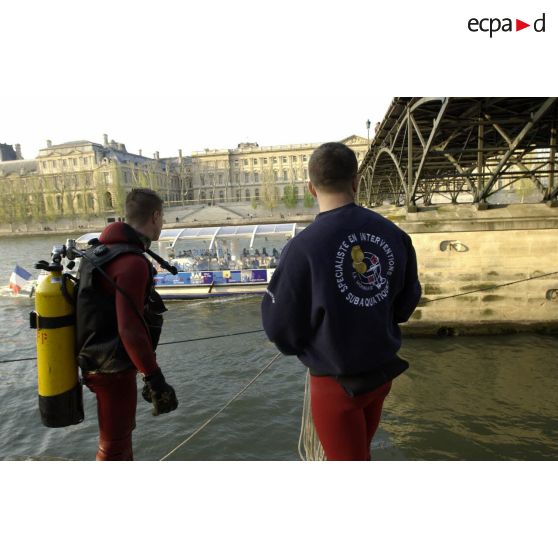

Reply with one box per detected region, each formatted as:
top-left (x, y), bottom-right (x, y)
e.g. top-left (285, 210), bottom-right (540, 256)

top-left (37, 139), bottom-right (162, 166)
top-left (0, 143), bottom-right (18, 161)
top-left (37, 140), bottom-right (102, 157)
top-left (192, 136), bottom-right (369, 157)
top-left (0, 159), bottom-right (38, 176)
top-left (51, 140), bottom-right (98, 147)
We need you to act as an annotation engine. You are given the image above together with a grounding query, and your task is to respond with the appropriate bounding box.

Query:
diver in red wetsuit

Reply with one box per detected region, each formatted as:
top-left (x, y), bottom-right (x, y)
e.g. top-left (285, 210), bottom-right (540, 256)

top-left (76, 188), bottom-right (178, 460)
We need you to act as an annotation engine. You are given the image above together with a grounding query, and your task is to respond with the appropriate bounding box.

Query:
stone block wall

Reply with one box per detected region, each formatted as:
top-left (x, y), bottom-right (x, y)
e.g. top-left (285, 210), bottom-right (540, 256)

top-left (406, 227), bottom-right (558, 333)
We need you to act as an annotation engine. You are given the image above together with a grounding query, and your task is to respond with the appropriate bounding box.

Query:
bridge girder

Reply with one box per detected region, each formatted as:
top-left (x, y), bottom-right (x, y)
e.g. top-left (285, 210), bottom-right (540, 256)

top-left (358, 97), bottom-right (558, 209)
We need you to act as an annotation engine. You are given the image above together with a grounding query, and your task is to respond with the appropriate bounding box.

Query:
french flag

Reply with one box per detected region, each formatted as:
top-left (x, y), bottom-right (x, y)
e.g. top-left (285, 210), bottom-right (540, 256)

top-left (9, 265), bottom-right (33, 295)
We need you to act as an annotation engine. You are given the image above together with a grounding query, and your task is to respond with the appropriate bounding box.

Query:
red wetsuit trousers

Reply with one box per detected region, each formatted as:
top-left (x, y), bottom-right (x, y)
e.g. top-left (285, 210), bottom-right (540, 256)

top-left (310, 375), bottom-right (392, 461)
top-left (83, 369), bottom-right (138, 461)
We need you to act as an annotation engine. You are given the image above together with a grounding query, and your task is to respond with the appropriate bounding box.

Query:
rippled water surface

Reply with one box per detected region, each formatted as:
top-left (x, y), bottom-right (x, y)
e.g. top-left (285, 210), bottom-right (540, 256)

top-left (1, 234), bottom-right (557, 460)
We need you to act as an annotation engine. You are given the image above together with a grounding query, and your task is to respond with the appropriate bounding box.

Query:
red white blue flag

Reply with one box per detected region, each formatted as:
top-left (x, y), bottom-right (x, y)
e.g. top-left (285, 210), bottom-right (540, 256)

top-left (9, 265), bottom-right (33, 295)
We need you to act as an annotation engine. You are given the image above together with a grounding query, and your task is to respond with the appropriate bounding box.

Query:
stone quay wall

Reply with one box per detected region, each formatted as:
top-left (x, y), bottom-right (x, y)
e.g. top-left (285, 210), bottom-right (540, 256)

top-left (383, 204), bottom-right (558, 335)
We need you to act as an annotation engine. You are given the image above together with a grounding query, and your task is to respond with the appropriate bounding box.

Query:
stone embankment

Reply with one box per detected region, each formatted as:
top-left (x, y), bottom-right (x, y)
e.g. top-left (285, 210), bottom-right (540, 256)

top-left (382, 203), bottom-right (558, 335)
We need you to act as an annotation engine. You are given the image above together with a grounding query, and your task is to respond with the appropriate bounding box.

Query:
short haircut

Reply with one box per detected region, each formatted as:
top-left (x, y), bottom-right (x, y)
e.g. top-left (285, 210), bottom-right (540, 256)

top-left (308, 142), bottom-right (358, 192)
top-left (125, 188), bottom-right (163, 226)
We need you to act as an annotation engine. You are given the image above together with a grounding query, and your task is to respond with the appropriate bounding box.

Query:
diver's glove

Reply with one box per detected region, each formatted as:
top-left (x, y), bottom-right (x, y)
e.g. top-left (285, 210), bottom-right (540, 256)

top-left (142, 368), bottom-right (178, 416)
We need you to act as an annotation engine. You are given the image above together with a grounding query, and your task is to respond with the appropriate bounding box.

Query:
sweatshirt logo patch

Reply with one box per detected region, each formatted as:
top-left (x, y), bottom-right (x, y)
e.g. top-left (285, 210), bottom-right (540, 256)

top-left (350, 245), bottom-right (387, 291)
top-left (335, 233), bottom-right (394, 308)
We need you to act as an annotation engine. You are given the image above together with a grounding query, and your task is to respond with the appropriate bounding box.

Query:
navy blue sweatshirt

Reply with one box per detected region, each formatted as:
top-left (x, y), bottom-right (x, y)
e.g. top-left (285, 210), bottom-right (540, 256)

top-left (261, 203), bottom-right (421, 396)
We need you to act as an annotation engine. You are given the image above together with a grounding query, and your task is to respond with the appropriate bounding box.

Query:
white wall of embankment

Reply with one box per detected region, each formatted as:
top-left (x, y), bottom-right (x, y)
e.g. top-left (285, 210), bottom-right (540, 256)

top-left (388, 205), bottom-right (558, 335)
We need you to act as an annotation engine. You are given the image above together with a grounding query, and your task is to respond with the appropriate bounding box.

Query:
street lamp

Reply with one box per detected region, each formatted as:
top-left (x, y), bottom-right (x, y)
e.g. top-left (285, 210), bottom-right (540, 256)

top-left (366, 119), bottom-right (371, 144)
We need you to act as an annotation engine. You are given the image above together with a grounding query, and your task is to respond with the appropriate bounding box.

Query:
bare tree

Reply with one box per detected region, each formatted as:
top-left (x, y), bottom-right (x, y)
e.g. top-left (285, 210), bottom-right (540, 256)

top-left (261, 168), bottom-right (279, 214)
top-left (282, 184), bottom-right (297, 209)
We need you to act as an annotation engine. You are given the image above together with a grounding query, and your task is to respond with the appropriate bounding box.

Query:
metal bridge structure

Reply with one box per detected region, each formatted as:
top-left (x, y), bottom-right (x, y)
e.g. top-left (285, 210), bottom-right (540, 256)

top-left (357, 97), bottom-right (558, 210)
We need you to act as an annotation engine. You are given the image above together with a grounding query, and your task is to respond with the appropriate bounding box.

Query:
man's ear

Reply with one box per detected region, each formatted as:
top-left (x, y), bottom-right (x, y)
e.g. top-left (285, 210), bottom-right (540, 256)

top-left (352, 174), bottom-right (360, 193)
top-left (308, 181), bottom-right (318, 199)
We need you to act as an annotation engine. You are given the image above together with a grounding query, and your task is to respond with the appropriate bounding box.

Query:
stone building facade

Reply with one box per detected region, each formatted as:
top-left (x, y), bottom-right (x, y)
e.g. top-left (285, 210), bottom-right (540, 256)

top-left (0, 134), bottom-right (367, 227)
top-left (35, 135), bottom-right (183, 218)
top-left (190, 135), bottom-right (369, 204)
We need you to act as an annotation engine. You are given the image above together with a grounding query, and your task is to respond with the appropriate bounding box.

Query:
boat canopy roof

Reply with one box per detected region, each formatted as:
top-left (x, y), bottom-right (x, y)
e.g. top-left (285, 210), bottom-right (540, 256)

top-left (76, 223), bottom-right (306, 249)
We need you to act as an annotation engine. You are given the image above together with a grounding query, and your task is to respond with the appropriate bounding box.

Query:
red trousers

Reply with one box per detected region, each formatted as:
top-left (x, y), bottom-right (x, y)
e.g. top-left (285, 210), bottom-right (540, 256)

top-left (83, 369), bottom-right (138, 461)
top-left (310, 375), bottom-right (392, 461)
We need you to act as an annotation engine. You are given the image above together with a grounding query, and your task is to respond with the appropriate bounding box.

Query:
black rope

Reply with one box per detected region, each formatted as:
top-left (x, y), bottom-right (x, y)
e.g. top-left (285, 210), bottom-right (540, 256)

top-left (428, 270), bottom-right (558, 302)
top-left (2, 269), bottom-right (557, 366)
top-left (0, 328), bottom-right (266, 365)
top-left (158, 328), bottom-right (264, 347)
top-left (1, 356), bottom-right (37, 364)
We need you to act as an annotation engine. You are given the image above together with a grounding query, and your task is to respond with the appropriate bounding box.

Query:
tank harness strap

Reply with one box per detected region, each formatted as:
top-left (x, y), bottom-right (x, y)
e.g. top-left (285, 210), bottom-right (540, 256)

top-left (29, 311), bottom-right (75, 329)
top-left (76, 243), bottom-right (154, 342)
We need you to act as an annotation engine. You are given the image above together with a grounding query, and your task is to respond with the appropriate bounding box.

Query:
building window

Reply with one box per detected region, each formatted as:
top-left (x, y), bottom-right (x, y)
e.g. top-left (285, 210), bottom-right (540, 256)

top-left (236, 189), bottom-right (241, 201)
top-left (208, 173), bottom-right (214, 184)
top-left (254, 172), bottom-right (259, 183)
top-left (41, 161), bottom-right (47, 169)
top-left (73, 158), bottom-right (78, 166)
top-left (105, 191), bottom-right (113, 208)
top-left (219, 191), bottom-right (225, 202)
top-left (83, 157), bottom-right (88, 165)
top-left (273, 157), bottom-right (277, 163)
top-left (200, 175), bottom-right (205, 186)
top-left (52, 160), bottom-right (57, 169)
top-left (245, 189), bottom-right (251, 201)
top-left (103, 172), bottom-right (111, 185)
top-left (244, 159), bottom-right (248, 165)
top-left (293, 169), bottom-right (297, 180)
top-left (274, 170), bottom-right (278, 181)
top-left (244, 172), bottom-right (249, 183)
top-left (85, 173), bottom-right (91, 186)
top-left (218, 174), bottom-right (223, 185)
top-left (235, 173), bottom-right (239, 183)
top-left (263, 158), bottom-right (267, 164)
top-left (283, 170), bottom-right (288, 181)
top-left (304, 168), bottom-right (308, 179)
top-left (123, 171), bottom-right (129, 183)
top-left (292, 156), bottom-right (297, 162)
top-left (200, 191), bottom-right (206, 202)
top-left (282, 156), bottom-right (287, 163)
top-left (253, 158), bottom-right (258, 165)
top-left (56, 195), bottom-right (62, 211)
top-left (254, 188), bottom-right (260, 201)
top-left (293, 186), bottom-right (299, 199)
top-left (302, 155), bottom-right (307, 162)
top-left (234, 160), bottom-right (239, 167)
top-left (87, 193), bottom-right (95, 209)
top-left (63, 159), bottom-right (67, 167)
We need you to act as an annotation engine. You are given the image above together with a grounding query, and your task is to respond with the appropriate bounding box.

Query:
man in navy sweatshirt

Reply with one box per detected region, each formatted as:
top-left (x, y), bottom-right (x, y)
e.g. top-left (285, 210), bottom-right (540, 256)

top-left (261, 142), bottom-right (421, 460)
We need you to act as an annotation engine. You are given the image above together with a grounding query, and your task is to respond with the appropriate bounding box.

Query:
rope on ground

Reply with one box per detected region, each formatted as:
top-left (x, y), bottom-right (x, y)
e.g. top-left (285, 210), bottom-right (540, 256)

top-left (159, 352), bottom-right (282, 461)
top-left (298, 369), bottom-right (325, 461)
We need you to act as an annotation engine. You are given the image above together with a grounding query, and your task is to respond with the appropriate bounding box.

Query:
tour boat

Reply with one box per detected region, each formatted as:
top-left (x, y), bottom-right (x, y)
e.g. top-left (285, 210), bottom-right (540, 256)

top-left (76, 223), bottom-right (306, 300)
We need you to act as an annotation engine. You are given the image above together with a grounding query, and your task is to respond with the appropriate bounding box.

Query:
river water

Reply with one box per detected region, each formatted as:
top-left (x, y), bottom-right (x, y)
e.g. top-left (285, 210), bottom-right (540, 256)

top-left (0, 233), bottom-right (557, 460)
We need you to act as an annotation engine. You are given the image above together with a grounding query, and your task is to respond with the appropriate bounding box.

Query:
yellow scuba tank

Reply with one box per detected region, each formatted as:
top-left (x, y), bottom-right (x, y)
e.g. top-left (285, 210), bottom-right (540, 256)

top-left (30, 243), bottom-right (84, 428)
